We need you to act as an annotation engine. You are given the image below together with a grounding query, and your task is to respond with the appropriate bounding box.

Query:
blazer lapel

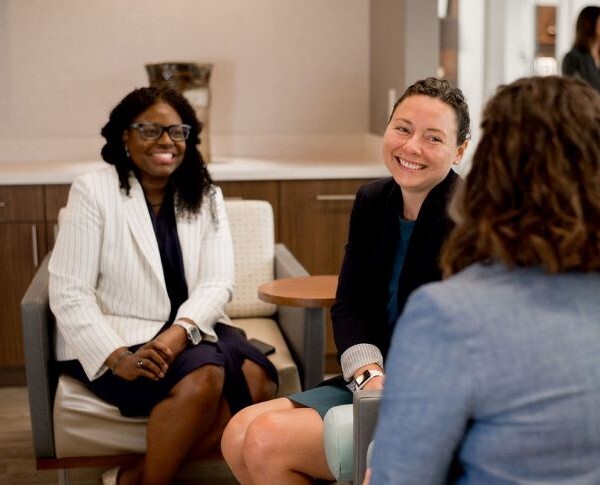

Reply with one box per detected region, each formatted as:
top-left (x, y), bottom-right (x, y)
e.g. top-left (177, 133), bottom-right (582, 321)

top-left (122, 178), bottom-right (165, 287)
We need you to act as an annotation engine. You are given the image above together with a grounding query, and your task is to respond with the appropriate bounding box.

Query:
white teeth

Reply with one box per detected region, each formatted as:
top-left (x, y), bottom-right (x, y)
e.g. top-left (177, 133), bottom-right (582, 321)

top-left (153, 153), bottom-right (174, 161)
top-left (397, 157), bottom-right (424, 170)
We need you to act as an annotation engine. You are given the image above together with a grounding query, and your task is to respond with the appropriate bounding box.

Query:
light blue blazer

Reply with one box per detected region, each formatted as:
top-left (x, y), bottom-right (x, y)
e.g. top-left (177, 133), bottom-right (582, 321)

top-left (371, 263), bottom-right (600, 484)
top-left (49, 165), bottom-right (234, 380)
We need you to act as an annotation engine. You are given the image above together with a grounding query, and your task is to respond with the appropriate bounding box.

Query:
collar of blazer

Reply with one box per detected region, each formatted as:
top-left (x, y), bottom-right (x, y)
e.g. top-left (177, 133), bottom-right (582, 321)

top-left (121, 176), bottom-right (167, 287)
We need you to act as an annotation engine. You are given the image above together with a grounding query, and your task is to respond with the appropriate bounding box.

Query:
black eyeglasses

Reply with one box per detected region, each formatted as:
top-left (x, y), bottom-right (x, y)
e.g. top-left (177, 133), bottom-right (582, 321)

top-left (129, 122), bottom-right (191, 141)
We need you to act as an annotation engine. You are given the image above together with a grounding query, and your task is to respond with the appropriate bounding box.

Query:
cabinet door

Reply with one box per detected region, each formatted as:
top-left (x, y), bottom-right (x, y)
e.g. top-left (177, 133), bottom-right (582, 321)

top-left (218, 180), bottom-right (280, 241)
top-left (0, 186), bottom-right (44, 222)
top-left (0, 222), bottom-right (47, 367)
top-left (280, 179), bottom-right (373, 275)
top-left (280, 179), bottom-right (375, 373)
top-left (45, 185), bottom-right (71, 221)
top-left (45, 184), bottom-right (71, 250)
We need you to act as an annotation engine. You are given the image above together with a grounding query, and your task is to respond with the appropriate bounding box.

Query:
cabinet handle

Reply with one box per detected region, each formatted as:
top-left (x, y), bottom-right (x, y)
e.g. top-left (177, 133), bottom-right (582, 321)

top-left (0, 201), bottom-right (6, 208)
top-left (31, 225), bottom-right (39, 268)
top-left (315, 195), bottom-right (356, 202)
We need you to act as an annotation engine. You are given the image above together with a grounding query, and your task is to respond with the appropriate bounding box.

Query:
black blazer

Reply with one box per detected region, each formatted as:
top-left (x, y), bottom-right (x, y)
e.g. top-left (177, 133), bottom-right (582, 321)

top-left (562, 47), bottom-right (600, 93)
top-left (331, 170), bottom-right (458, 361)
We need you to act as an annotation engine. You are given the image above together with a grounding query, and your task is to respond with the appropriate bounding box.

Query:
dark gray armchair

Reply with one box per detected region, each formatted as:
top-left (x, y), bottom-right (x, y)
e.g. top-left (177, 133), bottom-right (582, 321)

top-left (353, 390), bottom-right (382, 484)
top-left (21, 200), bottom-right (325, 480)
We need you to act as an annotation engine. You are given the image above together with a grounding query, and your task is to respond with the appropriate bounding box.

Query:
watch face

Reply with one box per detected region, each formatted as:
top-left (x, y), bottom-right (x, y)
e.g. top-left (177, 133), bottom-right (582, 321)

top-left (355, 371), bottom-right (369, 385)
top-left (188, 326), bottom-right (201, 345)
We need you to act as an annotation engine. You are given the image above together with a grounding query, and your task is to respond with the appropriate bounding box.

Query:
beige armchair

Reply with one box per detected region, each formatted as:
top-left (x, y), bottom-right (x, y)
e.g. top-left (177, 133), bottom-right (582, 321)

top-left (21, 199), bottom-right (325, 482)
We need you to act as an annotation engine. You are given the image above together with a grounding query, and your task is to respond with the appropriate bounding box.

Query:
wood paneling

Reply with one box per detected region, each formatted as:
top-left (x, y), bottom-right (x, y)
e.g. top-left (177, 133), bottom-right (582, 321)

top-left (44, 185), bottom-right (71, 222)
top-left (280, 179), bottom-right (370, 275)
top-left (0, 186), bottom-right (44, 222)
top-left (45, 185), bottom-right (71, 250)
top-left (0, 223), bottom-right (46, 367)
top-left (218, 180), bottom-right (280, 241)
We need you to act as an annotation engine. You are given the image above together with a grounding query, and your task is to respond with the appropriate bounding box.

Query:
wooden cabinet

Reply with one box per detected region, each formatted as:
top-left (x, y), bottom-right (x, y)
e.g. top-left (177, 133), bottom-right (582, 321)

top-left (280, 179), bottom-right (371, 274)
top-left (280, 179), bottom-right (374, 372)
top-left (218, 180), bottom-right (280, 241)
top-left (0, 186), bottom-right (47, 371)
top-left (45, 185), bottom-right (71, 250)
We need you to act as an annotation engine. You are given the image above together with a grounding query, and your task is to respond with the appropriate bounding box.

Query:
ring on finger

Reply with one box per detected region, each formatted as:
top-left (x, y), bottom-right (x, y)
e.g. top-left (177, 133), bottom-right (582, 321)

top-left (136, 359), bottom-right (144, 369)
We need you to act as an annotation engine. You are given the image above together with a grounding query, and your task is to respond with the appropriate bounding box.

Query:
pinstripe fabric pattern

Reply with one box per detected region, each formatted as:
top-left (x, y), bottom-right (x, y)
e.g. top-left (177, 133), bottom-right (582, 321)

top-left (49, 165), bottom-right (234, 380)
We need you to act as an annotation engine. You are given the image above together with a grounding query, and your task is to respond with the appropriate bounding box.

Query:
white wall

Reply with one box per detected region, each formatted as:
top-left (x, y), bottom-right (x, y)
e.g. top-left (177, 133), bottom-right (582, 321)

top-left (0, 0), bottom-right (369, 143)
top-left (457, 0), bottom-right (485, 174)
top-left (369, 0), bottom-right (439, 135)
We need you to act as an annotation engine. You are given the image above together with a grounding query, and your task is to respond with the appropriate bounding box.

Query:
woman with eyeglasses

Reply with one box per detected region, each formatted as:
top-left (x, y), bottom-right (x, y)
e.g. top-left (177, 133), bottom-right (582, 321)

top-left (49, 86), bottom-right (278, 485)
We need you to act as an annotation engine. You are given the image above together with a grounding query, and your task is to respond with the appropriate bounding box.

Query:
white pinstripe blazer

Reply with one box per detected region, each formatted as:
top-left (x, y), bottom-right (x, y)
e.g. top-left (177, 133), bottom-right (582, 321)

top-left (49, 165), bottom-right (234, 380)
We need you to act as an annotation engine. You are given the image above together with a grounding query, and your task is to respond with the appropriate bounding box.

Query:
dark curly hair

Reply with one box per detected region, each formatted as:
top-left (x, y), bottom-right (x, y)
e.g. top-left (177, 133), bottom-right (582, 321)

top-left (391, 77), bottom-right (471, 145)
top-left (100, 86), bottom-right (213, 215)
top-left (441, 76), bottom-right (600, 276)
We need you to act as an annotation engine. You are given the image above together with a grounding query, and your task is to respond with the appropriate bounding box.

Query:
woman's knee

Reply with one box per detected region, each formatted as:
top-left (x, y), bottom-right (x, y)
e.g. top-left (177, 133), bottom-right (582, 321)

top-left (242, 411), bottom-right (290, 466)
top-left (173, 365), bottom-right (225, 402)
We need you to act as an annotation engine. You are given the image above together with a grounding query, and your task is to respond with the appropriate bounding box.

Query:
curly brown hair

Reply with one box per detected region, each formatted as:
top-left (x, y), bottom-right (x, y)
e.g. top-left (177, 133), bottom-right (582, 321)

top-left (441, 76), bottom-right (600, 277)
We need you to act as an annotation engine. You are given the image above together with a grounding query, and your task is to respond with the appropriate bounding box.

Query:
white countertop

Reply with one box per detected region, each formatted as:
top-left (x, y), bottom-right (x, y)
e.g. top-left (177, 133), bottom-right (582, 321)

top-left (0, 156), bottom-right (389, 185)
top-left (0, 134), bottom-right (389, 185)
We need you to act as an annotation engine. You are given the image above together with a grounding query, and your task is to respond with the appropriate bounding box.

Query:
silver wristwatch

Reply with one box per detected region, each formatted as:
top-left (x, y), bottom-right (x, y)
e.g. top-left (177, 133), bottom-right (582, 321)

top-left (174, 321), bottom-right (202, 345)
top-left (353, 369), bottom-right (384, 390)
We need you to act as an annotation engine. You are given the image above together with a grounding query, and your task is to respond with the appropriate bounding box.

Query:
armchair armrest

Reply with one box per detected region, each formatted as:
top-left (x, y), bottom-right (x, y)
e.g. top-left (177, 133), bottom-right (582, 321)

top-left (20, 253), bottom-right (56, 459)
top-left (273, 243), bottom-right (324, 390)
top-left (353, 389), bottom-right (382, 484)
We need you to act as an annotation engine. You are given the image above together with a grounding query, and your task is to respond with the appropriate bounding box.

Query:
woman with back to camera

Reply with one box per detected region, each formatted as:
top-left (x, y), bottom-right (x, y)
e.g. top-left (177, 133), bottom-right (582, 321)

top-left (220, 77), bottom-right (470, 484)
top-left (49, 86), bottom-right (278, 485)
top-left (368, 75), bottom-right (600, 484)
top-left (562, 5), bottom-right (600, 92)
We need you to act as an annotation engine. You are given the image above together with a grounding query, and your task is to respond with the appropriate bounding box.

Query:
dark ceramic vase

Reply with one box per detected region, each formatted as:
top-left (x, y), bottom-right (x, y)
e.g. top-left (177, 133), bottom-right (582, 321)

top-left (146, 62), bottom-right (213, 163)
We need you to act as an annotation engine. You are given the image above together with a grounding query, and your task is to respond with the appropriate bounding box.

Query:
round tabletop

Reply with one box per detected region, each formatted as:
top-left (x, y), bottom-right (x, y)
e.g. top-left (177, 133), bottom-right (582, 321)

top-left (258, 275), bottom-right (338, 308)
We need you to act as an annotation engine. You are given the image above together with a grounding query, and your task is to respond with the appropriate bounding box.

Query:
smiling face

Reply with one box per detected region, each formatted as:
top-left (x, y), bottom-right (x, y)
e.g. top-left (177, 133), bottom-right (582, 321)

top-left (123, 101), bottom-right (186, 188)
top-left (383, 94), bottom-right (467, 200)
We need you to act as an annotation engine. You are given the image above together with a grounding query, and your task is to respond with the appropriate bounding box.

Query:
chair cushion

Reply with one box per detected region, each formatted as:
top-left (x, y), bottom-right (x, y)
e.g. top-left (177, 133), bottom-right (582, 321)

top-left (232, 317), bottom-right (301, 397)
top-left (54, 375), bottom-right (147, 457)
top-left (54, 317), bottom-right (300, 457)
top-left (323, 404), bottom-right (354, 481)
top-left (224, 200), bottom-right (277, 319)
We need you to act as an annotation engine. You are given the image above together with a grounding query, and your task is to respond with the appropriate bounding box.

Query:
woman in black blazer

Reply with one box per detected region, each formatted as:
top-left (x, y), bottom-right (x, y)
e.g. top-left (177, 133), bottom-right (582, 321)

top-left (221, 78), bottom-right (471, 484)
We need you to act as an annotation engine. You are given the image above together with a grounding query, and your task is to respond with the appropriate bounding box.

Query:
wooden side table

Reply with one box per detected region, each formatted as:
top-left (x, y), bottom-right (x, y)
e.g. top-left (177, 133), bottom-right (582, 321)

top-left (258, 275), bottom-right (338, 389)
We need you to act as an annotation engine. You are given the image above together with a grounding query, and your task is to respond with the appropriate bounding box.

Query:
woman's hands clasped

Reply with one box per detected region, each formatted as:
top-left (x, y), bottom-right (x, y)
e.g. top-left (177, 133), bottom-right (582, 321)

top-left (108, 324), bottom-right (190, 381)
top-left (110, 340), bottom-right (173, 381)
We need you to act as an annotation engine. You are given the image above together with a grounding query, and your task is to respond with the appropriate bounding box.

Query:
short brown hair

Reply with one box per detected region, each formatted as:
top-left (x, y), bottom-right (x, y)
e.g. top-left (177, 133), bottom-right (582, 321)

top-left (441, 76), bottom-right (600, 276)
top-left (391, 77), bottom-right (470, 145)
